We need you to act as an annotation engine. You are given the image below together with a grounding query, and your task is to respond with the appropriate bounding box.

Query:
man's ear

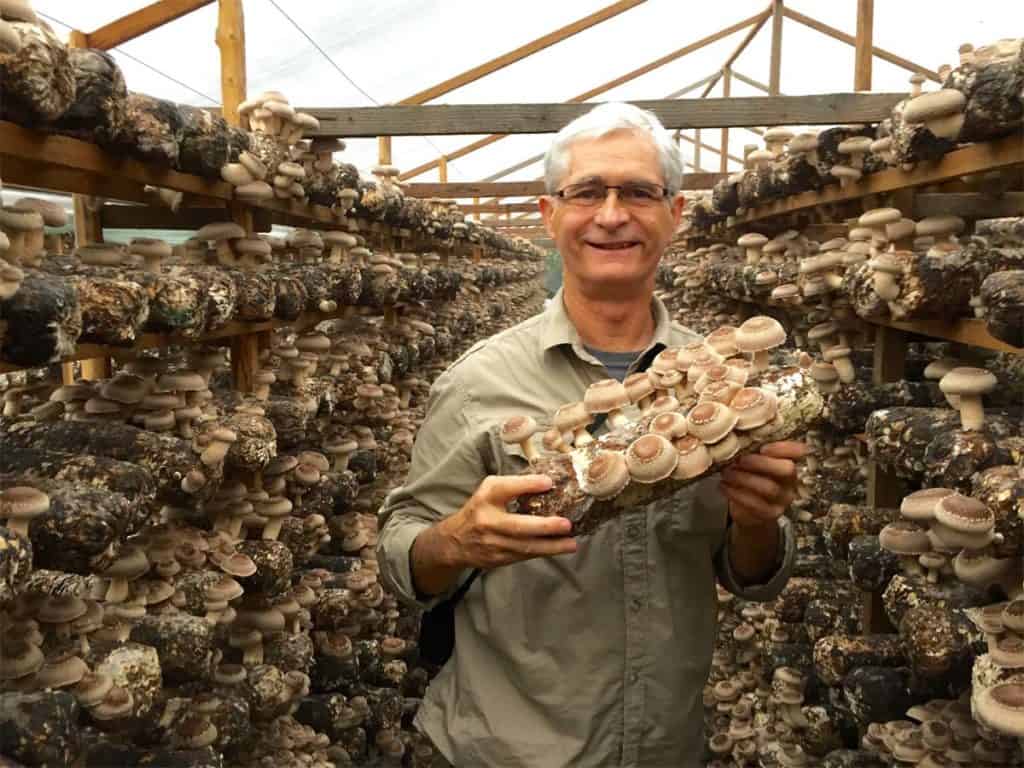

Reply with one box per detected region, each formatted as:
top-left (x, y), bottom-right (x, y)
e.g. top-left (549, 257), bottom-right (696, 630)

top-left (670, 192), bottom-right (686, 227)
top-left (539, 196), bottom-right (558, 239)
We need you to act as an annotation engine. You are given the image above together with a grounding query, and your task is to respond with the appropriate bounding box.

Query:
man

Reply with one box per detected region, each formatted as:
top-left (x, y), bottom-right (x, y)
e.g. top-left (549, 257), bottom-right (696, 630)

top-left (378, 102), bottom-right (805, 767)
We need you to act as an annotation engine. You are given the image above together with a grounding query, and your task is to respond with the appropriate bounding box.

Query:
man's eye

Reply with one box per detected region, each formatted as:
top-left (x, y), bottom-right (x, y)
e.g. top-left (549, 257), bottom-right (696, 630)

top-left (623, 186), bottom-right (660, 201)
top-left (570, 187), bottom-right (605, 201)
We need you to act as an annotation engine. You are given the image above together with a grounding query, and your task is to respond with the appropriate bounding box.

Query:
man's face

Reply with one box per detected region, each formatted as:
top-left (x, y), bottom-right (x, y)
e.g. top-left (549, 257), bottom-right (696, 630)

top-left (539, 130), bottom-right (685, 299)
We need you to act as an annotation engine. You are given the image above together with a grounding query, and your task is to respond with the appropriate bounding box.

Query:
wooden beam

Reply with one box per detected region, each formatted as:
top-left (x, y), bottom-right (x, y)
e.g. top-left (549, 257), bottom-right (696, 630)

top-left (783, 7), bottom-right (940, 81)
top-left (215, 0), bottom-right (246, 126)
top-left (460, 202), bottom-right (539, 214)
top-left (86, 0), bottom-right (215, 50)
top-left (736, 133), bottom-right (1024, 223)
top-left (769, 0), bottom-right (783, 95)
top-left (409, 172), bottom-right (728, 200)
top-left (855, 0), bottom-right (874, 90)
top-left (392, 11), bottom-right (768, 179)
top-left (731, 70), bottom-right (772, 93)
top-left (912, 192), bottom-right (1024, 219)
top-left (720, 70), bottom-right (731, 174)
top-left (101, 204), bottom-right (273, 231)
top-left (438, 155), bottom-right (448, 183)
top-left (309, 93), bottom-right (903, 137)
top-left (700, 8), bottom-right (771, 98)
top-left (398, 0), bottom-right (645, 105)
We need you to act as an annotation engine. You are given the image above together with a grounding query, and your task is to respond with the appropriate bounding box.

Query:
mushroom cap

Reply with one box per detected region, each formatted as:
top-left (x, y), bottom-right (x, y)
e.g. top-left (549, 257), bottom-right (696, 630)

top-left (13, 197), bottom-right (68, 228)
top-left (737, 233), bottom-right (769, 248)
top-left (584, 378), bottom-right (630, 415)
top-left (158, 371), bottom-right (207, 392)
top-left (100, 374), bottom-right (150, 405)
top-left (735, 316), bottom-right (786, 353)
top-left (859, 207), bottom-right (902, 228)
top-left (837, 136), bottom-right (873, 154)
top-left (879, 520), bottom-right (931, 555)
top-left (902, 89), bottom-right (967, 123)
top-left (830, 164), bottom-right (862, 180)
top-left (923, 358), bottom-right (960, 381)
top-left (195, 222), bottom-right (246, 241)
top-left (900, 487), bottom-right (954, 522)
top-left (90, 686), bottom-right (134, 720)
top-left (730, 387), bottom-right (777, 431)
top-left (553, 401), bottom-right (592, 432)
top-left (686, 401), bottom-right (739, 444)
top-left (582, 451), bottom-right (631, 499)
top-left (73, 671), bottom-right (114, 707)
top-left (788, 132), bottom-right (819, 152)
top-left (0, 639), bottom-right (44, 680)
top-left (36, 595), bottom-right (88, 624)
top-left (103, 546), bottom-right (149, 579)
top-left (128, 238), bottom-right (173, 258)
top-left (0, 485), bottom-right (50, 522)
top-left (705, 326), bottom-right (738, 357)
top-left (672, 436), bottom-right (713, 479)
top-left (625, 434), bottom-right (678, 483)
top-left (1002, 600), bottom-right (1024, 634)
top-left (623, 372), bottom-right (655, 404)
top-left (0, 206), bottom-right (43, 231)
top-left (822, 346), bottom-right (852, 364)
top-left (916, 215), bottom-right (965, 238)
top-left (933, 493), bottom-right (994, 533)
top-left (35, 653), bottom-right (89, 689)
top-left (809, 361), bottom-right (838, 383)
top-left (500, 415), bottom-right (538, 444)
top-left (975, 682), bottom-right (1024, 737)
top-left (648, 411), bottom-right (688, 440)
top-left (938, 366), bottom-right (997, 396)
top-left (868, 253), bottom-right (903, 275)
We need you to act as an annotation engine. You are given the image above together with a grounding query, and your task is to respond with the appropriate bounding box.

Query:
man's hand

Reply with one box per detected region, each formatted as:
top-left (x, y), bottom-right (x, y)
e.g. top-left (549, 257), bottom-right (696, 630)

top-left (411, 474), bottom-right (576, 596)
top-left (441, 474), bottom-right (577, 568)
top-left (719, 440), bottom-right (808, 528)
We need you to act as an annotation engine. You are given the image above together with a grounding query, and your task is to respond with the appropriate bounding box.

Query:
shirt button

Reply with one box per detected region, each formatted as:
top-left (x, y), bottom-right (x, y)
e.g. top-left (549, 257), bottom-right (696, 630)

top-left (631, 598), bottom-right (642, 612)
top-left (631, 672), bottom-right (639, 683)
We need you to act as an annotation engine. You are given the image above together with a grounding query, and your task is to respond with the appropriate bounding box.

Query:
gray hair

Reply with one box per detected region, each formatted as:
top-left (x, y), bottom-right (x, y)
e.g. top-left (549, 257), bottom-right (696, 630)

top-left (543, 102), bottom-right (682, 195)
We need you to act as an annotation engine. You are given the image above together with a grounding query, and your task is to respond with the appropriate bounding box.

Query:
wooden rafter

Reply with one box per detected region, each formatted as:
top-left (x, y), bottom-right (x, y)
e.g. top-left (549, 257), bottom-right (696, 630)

top-left (769, 0), bottom-right (784, 95)
top-left (398, 0), bottom-right (645, 105)
top-left (392, 11), bottom-right (769, 180)
top-left (307, 93), bottom-right (901, 137)
top-left (86, 0), bottom-right (215, 51)
top-left (783, 7), bottom-right (940, 81)
top-left (855, 0), bottom-right (874, 90)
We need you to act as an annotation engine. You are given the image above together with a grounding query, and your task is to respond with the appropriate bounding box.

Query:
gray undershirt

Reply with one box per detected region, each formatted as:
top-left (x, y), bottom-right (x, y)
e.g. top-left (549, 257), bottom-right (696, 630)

top-left (584, 346), bottom-right (643, 383)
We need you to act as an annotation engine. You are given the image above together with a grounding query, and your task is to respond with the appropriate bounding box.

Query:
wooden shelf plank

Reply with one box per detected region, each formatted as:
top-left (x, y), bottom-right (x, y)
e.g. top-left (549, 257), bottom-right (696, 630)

top-left (302, 93), bottom-right (903, 137)
top-left (734, 133), bottom-right (1024, 224)
top-left (0, 308), bottom-right (350, 375)
top-left (871, 317), bottom-right (1023, 355)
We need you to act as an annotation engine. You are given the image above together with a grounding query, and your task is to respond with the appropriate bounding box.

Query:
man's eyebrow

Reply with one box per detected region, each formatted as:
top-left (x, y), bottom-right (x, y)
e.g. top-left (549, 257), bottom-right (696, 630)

top-left (571, 175), bottom-right (604, 185)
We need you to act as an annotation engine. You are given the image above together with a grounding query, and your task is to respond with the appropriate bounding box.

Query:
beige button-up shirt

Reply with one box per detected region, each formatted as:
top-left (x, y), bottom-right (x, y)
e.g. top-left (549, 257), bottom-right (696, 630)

top-left (377, 290), bottom-right (795, 768)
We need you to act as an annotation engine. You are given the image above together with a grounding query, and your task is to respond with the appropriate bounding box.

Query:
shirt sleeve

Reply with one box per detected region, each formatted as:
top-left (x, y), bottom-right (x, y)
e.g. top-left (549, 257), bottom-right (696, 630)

top-left (714, 515), bottom-right (796, 602)
top-left (376, 367), bottom-right (490, 610)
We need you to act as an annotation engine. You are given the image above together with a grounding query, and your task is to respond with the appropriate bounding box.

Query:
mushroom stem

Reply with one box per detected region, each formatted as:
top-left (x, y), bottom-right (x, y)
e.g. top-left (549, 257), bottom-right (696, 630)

top-left (957, 394), bottom-right (985, 431)
top-left (750, 350), bottom-right (771, 373)
top-left (518, 439), bottom-right (538, 463)
top-left (262, 518), bottom-right (285, 541)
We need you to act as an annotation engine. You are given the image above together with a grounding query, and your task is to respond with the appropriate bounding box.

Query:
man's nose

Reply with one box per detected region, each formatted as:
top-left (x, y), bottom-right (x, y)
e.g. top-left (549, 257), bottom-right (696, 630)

top-left (593, 190), bottom-right (630, 228)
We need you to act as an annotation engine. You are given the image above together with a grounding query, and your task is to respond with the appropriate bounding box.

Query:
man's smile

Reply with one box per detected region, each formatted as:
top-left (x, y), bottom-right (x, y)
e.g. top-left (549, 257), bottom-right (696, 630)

top-left (585, 240), bottom-right (641, 252)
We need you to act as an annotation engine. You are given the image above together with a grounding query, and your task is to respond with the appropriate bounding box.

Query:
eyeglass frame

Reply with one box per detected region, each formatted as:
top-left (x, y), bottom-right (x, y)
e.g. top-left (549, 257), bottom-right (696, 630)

top-left (551, 179), bottom-right (675, 208)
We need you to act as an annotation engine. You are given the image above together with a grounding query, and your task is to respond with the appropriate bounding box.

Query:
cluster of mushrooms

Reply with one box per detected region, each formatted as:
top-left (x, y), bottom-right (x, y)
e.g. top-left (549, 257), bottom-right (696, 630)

top-left (684, 36), bottom-right (1023, 232)
top-left (0, 210), bottom-right (546, 766)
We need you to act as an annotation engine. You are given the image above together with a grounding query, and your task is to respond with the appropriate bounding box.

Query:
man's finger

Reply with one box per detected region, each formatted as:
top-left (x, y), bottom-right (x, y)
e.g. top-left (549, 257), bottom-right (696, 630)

top-left (720, 468), bottom-right (781, 501)
top-left (757, 441), bottom-right (810, 460)
top-left (732, 453), bottom-right (797, 479)
top-left (496, 512), bottom-right (573, 538)
top-left (722, 483), bottom-right (784, 521)
top-left (481, 473), bottom-right (554, 504)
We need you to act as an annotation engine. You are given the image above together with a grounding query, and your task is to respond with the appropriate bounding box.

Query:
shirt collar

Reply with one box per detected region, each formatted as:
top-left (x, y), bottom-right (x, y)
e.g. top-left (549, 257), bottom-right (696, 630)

top-left (539, 287), bottom-right (674, 354)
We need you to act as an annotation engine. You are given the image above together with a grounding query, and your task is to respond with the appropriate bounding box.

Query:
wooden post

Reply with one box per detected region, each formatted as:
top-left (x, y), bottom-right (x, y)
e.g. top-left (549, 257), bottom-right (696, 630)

top-left (66, 29), bottom-right (110, 381)
top-left (216, 0), bottom-right (246, 127)
top-left (769, 0), bottom-right (784, 96)
top-left (378, 136), bottom-right (392, 165)
top-left (230, 333), bottom-right (260, 393)
top-left (694, 128), bottom-right (702, 171)
top-left (438, 156), bottom-right (448, 183)
top-left (854, 0), bottom-right (874, 90)
top-left (719, 69), bottom-right (731, 174)
top-left (473, 196), bottom-right (480, 222)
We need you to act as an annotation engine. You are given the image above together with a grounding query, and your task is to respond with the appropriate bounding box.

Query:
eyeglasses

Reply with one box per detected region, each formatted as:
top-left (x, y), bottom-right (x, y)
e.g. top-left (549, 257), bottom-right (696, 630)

top-left (554, 181), bottom-right (671, 208)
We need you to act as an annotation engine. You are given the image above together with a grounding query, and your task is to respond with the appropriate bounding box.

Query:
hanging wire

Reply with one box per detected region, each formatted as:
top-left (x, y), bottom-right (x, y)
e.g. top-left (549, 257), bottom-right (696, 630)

top-left (35, 10), bottom-right (220, 105)
top-left (263, 0), bottom-right (462, 177)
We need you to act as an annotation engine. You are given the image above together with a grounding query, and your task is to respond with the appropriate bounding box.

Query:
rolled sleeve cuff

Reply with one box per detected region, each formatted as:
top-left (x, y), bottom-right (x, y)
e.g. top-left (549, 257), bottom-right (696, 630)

top-left (716, 516), bottom-right (795, 602)
top-left (377, 520), bottom-right (470, 611)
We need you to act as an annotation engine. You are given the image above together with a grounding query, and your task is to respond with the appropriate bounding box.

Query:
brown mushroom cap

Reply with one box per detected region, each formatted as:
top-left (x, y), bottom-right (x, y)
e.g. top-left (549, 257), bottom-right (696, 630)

top-left (0, 639), bottom-right (44, 681)
top-left (500, 415), bottom-right (538, 444)
top-left (35, 653), bottom-right (89, 689)
top-left (648, 411), bottom-right (688, 440)
top-left (625, 434), bottom-right (678, 483)
top-left (938, 366), bottom-right (997, 397)
top-left (900, 487), bottom-right (954, 522)
top-left (879, 520), bottom-right (931, 555)
top-left (975, 682), bottom-right (1024, 737)
top-left (583, 378), bottom-right (630, 416)
top-left (582, 451), bottom-right (631, 499)
top-left (672, 436), bottom-right (713, 480)
top-left (0, 485), bottom-right (50, 534)
top-left (933, 493), bottom-right (994, 533)
top-left (735, 316), bottom-right (786, 354)
top-left (730, 387), bottom-right (777, 431)
top-left (686, 401), bottom-right (739, 444)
